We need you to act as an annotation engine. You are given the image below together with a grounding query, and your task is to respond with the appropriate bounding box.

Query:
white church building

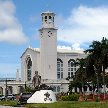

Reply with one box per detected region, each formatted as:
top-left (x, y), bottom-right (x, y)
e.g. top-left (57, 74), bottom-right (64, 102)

top-left (21, 11), bottom-right (86, 93)
top-left (0, 11), bottom-right (86, 95)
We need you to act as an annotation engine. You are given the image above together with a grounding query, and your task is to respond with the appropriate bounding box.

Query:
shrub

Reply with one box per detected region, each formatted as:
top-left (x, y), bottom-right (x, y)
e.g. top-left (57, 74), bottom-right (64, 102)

top-left (94, 96), bottom-right (100, 102)
top-left (61, 94), bottom-right (80, 101)
top-left (61, 96), bottom-right (69, 101)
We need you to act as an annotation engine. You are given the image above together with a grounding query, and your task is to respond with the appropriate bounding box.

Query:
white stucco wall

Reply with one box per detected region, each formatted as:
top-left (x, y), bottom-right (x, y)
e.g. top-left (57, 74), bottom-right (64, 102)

top-left (40, 28), bottom-right (57, 80)
top-left (57, 52), bottom-right (87, 79)
top-left (21, 48), bottom-right (40, 82)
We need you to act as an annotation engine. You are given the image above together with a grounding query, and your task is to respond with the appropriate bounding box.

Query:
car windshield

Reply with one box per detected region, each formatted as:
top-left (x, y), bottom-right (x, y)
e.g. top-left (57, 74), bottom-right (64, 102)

top-left (8, 94), bottom-right (13, 96)
top-left (22, 93), bottom-right (32, 97)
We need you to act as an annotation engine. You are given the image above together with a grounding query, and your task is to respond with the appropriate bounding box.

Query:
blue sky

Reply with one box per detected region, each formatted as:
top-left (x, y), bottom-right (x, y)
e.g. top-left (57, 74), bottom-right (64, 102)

top-left (0, 0), bottom-right (108, 78)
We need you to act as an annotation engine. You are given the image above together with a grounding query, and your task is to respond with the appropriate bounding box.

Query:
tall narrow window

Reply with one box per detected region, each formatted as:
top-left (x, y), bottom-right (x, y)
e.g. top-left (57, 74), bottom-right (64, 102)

top-left (49, 16), bottom-right (52, 23)
top-left (53, 17), bottom-right (54, 22)
top-left (57, 58), bottom-right (63, 79)
top-left (45, 16), bottom-right (47, 22)
top-left (26, 57), bottom-right (32, 81)
top-left (45, 16), bottom-right (47, 19)
top-left (68, 59), bottom-right (76, 78)
top-left (53, 86), bottom-right (56, 92)
top-left (49, 16), bottom-right (51, 19)
top-left (57, 86), bottom-right (60, 92)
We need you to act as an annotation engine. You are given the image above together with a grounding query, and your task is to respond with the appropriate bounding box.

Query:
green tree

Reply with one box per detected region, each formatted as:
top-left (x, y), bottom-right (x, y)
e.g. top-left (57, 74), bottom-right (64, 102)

top-left (69, 37), bottom-right (108, 94)
top-left (85, 37), bottom-right (108, 95)
top-left (69, 58), bottom-right (87, 94)
top-left (75, 58), bottom-right (86, 82)
top-left (75, 58), bottom-right (87, 94)
top-left (85, 37), bottom-right (108, 76)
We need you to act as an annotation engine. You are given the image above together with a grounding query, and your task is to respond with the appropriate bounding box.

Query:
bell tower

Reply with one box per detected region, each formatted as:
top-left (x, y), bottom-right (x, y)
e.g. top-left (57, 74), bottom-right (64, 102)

top-left (41, 11), bottom-right (55, 28)
top-left (39, 11), bottom-right (57, 80)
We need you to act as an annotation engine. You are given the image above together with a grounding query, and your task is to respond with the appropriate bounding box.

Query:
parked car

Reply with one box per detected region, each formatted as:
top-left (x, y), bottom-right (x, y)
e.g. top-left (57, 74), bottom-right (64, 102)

top-left (0, 95), bottom-right (6, 101)
top-left (19, 92), bottom-right (33, 104)
top-left (6, 94), bottom-right (15, 100)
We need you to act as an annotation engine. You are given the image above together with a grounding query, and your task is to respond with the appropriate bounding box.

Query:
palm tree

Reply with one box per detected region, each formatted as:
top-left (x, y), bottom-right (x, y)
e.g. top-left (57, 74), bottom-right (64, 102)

top-left (68, 58), bottom-right (86, 94)
top-left (85, 37), bottom-right (108, 75)
top-left (85, 37), bottom-right (108, 98)
top-left (75, 58), bottom-right (87, 94)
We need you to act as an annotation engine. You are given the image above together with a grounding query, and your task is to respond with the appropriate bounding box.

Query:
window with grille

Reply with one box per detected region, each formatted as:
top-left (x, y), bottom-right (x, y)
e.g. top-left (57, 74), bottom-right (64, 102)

top-left (57, 58), bottom-right (63, 79)
top-left (68, 59), bottom-right (76, 78)
top-left (26, 57), bottom-right (32, 81)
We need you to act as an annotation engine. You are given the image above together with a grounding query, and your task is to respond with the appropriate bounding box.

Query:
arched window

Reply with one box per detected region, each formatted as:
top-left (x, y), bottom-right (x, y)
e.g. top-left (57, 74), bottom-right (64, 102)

top-left (45, 16), bottom-right (47, 22)
top-left (52, 86), bottom-right (60, 92)
top-left (53, 86), bottom-right (56, 92)
top-left (45, 16), bottom-right (47, 19)
top-left (26, 56), bottom-right (32, 81)
top-left (57, 86), bottom-right (60, 92)
top-left (53, 17), bottom-right (54, 22)
top-left (49, 16), bottom-right (51, 19)
top-left (57, 58), bottom-right (63, 79)
top-left (68, 59), bottom-right (76, 78)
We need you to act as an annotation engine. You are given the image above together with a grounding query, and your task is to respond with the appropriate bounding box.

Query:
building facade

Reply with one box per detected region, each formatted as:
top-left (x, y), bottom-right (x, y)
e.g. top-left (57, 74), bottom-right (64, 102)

top-left (21, 11), bottom-right (86, 93)
top-left (0, 11), bottom-right (86, 95)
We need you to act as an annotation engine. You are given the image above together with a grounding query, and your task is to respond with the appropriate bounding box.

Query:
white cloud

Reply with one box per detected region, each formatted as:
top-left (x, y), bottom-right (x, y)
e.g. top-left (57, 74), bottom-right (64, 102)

top-left (0, 0), bottom-right (27, 44)
top-left (57, 6), bottom-right (108, 47)
top-left (57, 45), bottom-right (72, 50)
top-left (72, 43), bottom-right (83, 50)
top-left (57, 43), bottom-right (83, 51)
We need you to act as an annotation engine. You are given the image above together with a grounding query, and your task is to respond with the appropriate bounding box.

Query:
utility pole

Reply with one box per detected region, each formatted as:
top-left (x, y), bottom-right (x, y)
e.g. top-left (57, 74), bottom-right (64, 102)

top-left (25, 81), bottom-right (26, 89)
top-left (5, 78), bottom-right (8, 98)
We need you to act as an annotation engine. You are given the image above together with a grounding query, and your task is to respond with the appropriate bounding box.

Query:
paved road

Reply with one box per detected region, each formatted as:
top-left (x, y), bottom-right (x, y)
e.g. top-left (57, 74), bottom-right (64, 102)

top-left (0, 106), bottom-right (25, 108)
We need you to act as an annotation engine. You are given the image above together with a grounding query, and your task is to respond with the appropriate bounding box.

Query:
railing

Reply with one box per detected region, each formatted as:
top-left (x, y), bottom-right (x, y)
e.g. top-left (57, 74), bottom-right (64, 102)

top-left (0, 78), bottom-right (21, 82)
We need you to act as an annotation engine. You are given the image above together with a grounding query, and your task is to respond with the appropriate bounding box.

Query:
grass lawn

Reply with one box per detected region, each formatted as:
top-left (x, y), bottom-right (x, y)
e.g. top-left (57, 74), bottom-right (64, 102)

top-left (26, 101), bottom-right (108, 108)
top-left (0, 101), bottom-right (108, 108)
top-left (0, 100), bottom-right (18, 106)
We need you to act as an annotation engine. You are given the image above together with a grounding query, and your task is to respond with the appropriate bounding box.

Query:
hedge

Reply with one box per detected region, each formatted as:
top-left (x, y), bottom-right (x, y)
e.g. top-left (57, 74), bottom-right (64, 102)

top-left (61, 94), bottom-right (80, 101)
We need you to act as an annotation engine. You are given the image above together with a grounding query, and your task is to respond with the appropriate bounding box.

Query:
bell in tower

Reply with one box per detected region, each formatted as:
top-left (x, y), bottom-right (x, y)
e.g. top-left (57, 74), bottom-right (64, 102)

top-left (41, 11), bottom-right (55, 28)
